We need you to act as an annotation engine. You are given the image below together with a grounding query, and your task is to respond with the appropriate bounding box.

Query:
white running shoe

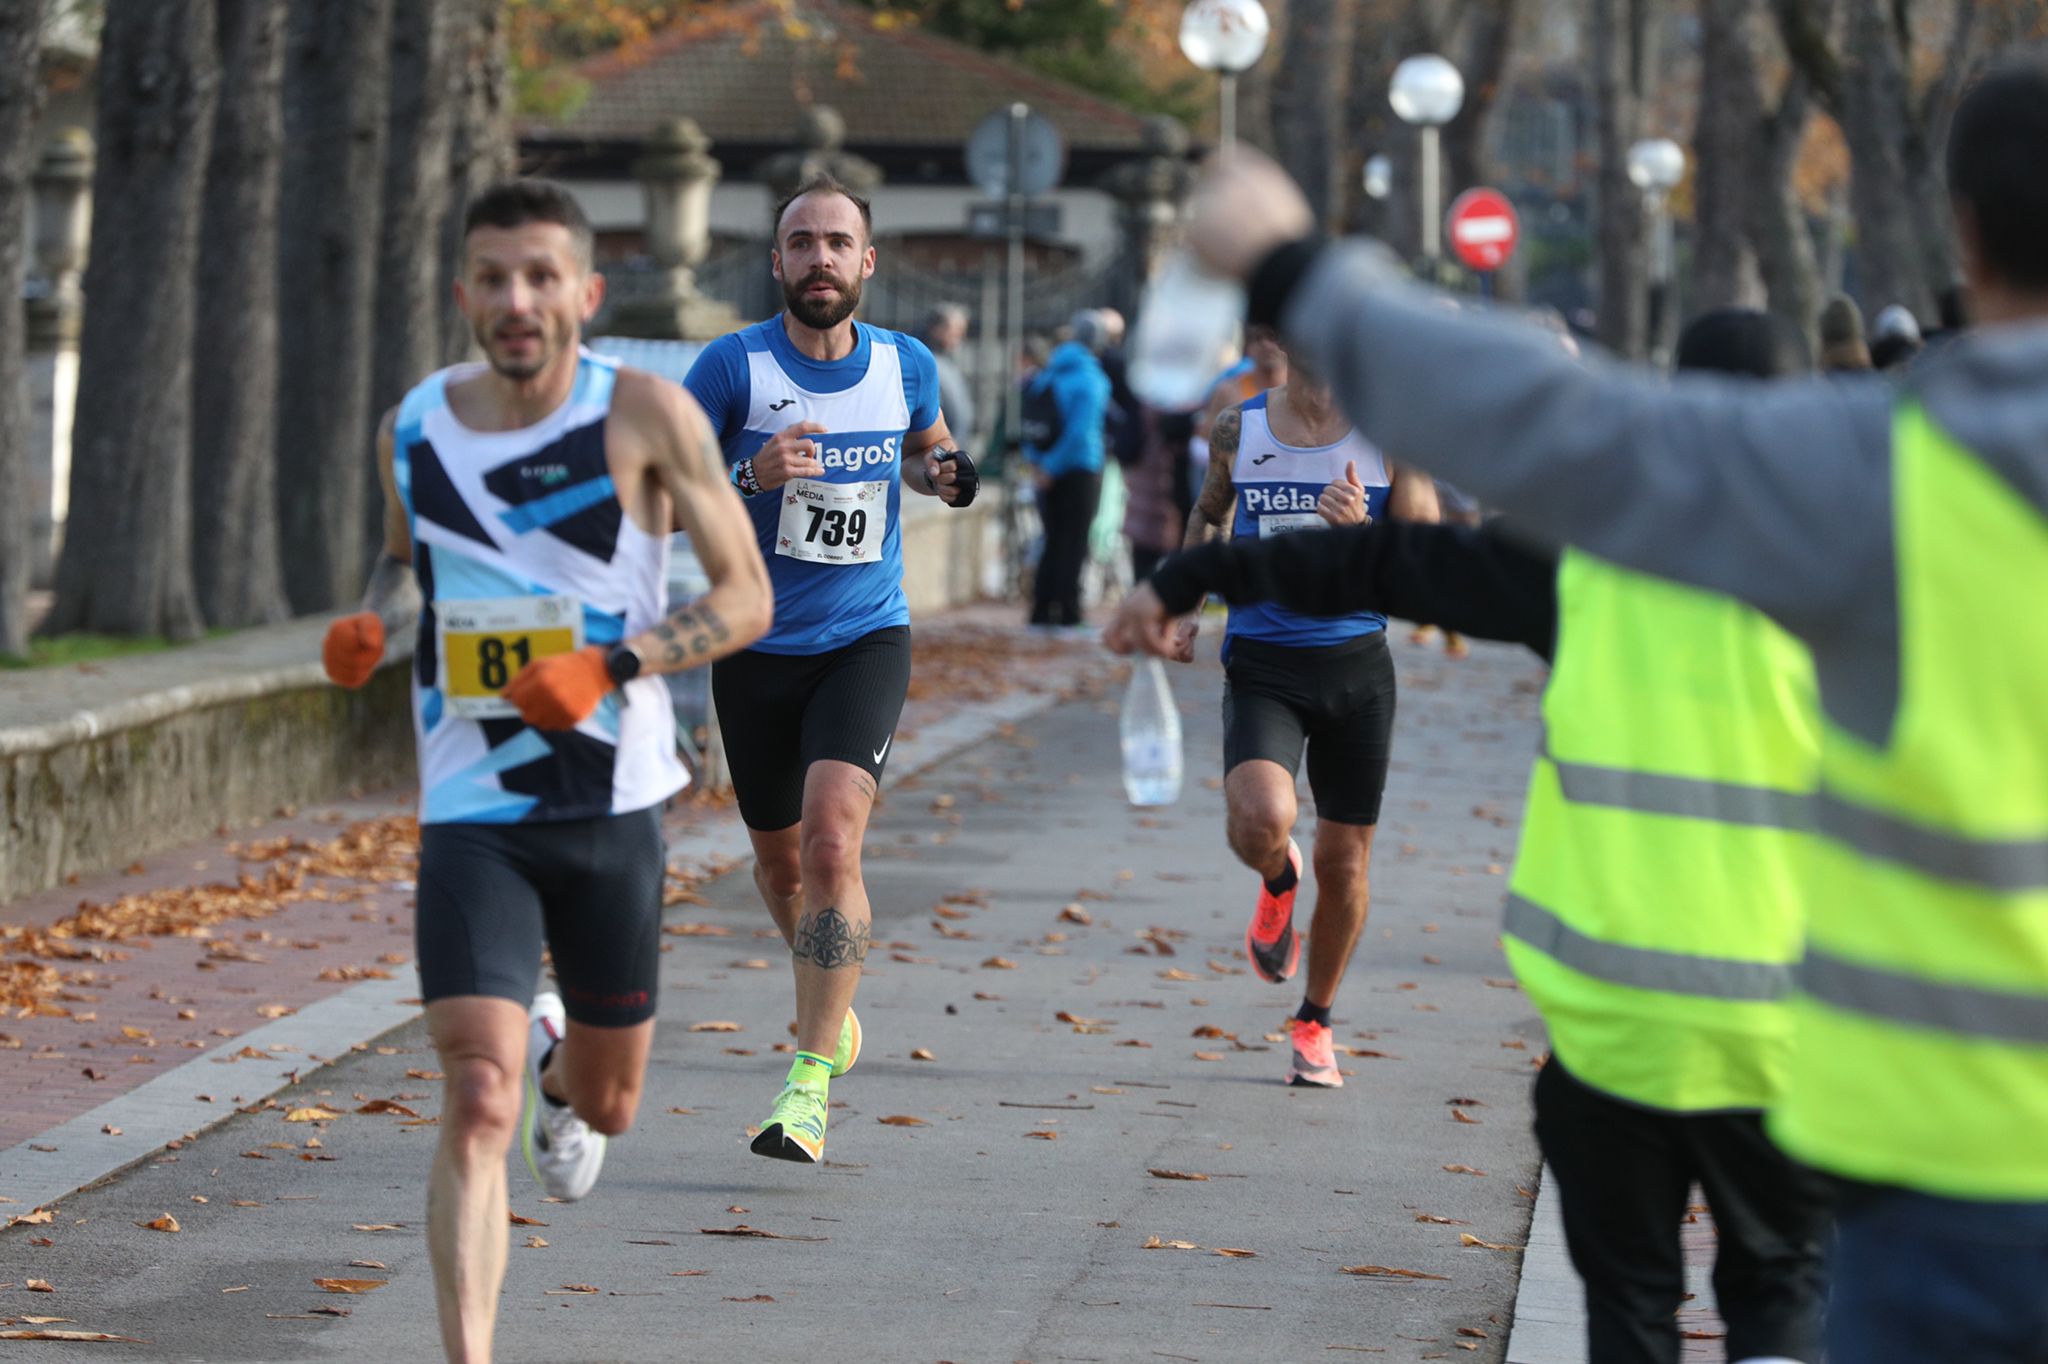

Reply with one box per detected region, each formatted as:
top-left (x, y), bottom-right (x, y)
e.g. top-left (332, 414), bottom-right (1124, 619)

top-left (521, 992), bottom-right (606, 1201)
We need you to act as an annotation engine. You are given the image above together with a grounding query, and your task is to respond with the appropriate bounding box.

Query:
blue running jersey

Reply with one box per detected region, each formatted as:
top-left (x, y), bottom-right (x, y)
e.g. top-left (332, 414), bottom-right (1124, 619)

top-left (393, 349), bottom-right (686, 825)
top-left (684, 318), bottom-right (941, 655)
top-left (1226, 391), bottom-right (1392, 652)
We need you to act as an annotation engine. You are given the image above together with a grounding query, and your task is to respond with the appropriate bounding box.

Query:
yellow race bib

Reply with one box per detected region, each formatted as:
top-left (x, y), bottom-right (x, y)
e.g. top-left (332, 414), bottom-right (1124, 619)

top-left (436, 595), bottom-right (582, 720)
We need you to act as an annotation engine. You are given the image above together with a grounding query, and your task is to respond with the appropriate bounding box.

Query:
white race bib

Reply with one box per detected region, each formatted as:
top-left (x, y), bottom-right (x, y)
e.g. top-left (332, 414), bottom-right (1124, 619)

top-left (435, 594), bottom-right (584, 720)
top-left (776, 479), bottom-right (889, 565)
top-left (1257, 512), bottom-right (1332, 539)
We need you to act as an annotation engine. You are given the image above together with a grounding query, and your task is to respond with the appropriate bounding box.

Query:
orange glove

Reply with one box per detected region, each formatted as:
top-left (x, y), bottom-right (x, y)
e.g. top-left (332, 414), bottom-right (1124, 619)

top-left (323, 612), bottom-right (385, 689)
top-left (502, 644), bottom-right (613, 730)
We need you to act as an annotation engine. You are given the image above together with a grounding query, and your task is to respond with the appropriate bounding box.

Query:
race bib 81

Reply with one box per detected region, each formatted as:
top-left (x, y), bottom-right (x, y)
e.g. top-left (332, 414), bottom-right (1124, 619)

top-left (436, 595), bottom-right (583, 720)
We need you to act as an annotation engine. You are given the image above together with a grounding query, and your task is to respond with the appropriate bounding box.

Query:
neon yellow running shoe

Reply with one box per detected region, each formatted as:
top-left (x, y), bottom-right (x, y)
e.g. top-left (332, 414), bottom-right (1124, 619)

top-left (750, 1082), bottom-right (828, 1163)
top-left (833, 1007), bottom-right (862, 1078)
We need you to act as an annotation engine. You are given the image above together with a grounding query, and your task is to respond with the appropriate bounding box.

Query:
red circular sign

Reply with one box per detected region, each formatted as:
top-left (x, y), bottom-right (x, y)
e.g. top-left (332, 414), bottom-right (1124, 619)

top-left (1447, 188), bottom-right (1520, 272)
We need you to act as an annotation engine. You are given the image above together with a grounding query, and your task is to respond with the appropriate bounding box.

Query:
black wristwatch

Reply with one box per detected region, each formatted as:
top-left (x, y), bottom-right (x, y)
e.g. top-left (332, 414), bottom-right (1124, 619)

top-left (604, 643), bottom-right (644, 690)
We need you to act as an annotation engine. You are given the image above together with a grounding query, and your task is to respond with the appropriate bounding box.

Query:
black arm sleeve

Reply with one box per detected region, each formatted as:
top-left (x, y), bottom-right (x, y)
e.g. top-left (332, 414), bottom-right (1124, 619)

top-left (1148, 519), bottom-right (1560, 661)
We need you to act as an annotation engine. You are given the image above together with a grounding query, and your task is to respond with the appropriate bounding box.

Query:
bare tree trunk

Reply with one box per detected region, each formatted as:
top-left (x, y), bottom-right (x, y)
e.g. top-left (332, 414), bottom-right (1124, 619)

top-left (0, 0), bottom-right (45, 656)
top-left (1692, 0), bottom-right (1768, 312)
top-left (1837, 0), bottom-right (1935, 318)
top-left (370, 0), bottom-right (457, 557)
top-left (192, 0), bottom-right (290, 629)
top-left (441, 0), bottom-right (513, 364)
top-left (1752, 79), bottom-right (1824, 347)
top-left (1593, 0), bottom-right (1653, 358)
top-left (1269, 0), bottom-right (1342, 226)
top-left (46, 0), bottom-right (218, 639)
top-left (1441, 0), bottom-right (1521, 209)
top-left (275, 0), bottom-right (391, 615)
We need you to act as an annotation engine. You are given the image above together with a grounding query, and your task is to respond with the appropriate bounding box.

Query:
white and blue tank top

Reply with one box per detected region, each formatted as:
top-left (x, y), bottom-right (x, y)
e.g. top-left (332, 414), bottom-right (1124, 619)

top-left (1227, 390), bottom-right (1393, 650)
top-left (392, 349), bottom-right (687, 824)
top-left (683, 318), bottom-right (941, 655)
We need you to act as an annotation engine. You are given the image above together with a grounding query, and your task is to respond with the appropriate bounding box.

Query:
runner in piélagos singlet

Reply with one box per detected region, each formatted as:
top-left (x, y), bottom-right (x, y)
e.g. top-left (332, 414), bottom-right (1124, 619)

top-left (321, 180), bottom-right (772, 1361)
top-left (1174, 347), bottom-right (1440, 1089)
top-left (682, 172), bottom-right (979, 1164)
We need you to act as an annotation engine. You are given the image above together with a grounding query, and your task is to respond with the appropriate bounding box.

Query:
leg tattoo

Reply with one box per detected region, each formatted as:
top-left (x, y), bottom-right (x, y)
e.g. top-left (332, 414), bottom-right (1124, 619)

top-left (791, 907), bottom-right (870, 969)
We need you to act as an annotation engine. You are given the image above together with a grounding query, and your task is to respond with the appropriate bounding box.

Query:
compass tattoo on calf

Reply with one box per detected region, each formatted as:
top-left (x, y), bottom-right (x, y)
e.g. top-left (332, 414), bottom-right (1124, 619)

top-left (792, 906), bottom-right (870, 969)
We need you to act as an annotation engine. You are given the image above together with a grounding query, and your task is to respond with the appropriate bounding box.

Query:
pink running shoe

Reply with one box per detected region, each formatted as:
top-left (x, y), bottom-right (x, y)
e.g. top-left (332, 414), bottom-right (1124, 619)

top-left (1285, 1018), bottom-right (1343, 1088)
top-left (1245, 838), bottom-right (1303, 983)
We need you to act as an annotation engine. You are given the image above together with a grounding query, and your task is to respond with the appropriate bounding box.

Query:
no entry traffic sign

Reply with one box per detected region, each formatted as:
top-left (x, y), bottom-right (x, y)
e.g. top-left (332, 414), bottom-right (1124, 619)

top-left (1447, 188), bottom-right (1520, 273)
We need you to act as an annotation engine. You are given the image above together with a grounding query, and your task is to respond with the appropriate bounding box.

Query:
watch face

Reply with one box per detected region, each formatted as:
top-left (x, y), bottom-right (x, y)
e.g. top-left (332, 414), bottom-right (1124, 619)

top-left (609, 646), bottom-right (642, 684)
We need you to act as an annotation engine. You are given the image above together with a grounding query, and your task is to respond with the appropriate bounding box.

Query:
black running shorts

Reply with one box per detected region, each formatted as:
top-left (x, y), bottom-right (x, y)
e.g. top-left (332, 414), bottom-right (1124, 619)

top-left (415, 807), bottom-right (665, 1027)
top-left (1222, 632), bottom-right (1397, 827)
top-left (711, 625), bottom-right (913, 832)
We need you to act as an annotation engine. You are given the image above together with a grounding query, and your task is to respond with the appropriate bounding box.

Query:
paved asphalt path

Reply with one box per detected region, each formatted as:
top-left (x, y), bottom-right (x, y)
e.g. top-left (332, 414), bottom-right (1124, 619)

top-left (2, 635), bottom-right (1548, 1364)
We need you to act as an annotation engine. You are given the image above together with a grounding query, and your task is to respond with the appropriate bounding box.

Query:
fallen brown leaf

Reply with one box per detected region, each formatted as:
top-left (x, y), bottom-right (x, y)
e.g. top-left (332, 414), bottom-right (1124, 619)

top-left (1442, 1164), bottom-right (1487, 1176)
top-left (664, 923), bottom-right (731, 937)
top-left (910, 1048), bottom-right (935, 1061)
top-left (283, 1107), bottom-right (341, 1123)
top-left (351, 1223), bottom-right (404, 1232)
top-left (1192, 1051), bottom-right (1225, 1062)
top-left (137, 1213), bottom-right (181, 1233)
top-left (555, 1284), bottom-right (601, 1295)
top-left (697, 1225), bottom-right (828, 1241)
top-left (7, 1210), bottom-right (54, 1227)
top-left (508, 1212), bottom-right (548, 1227)
top-left (1414, 1213), bottom-right (1470, 1225)
top-left (1213, 1248), bottom-right (1258, 1257)
top-left (1339, 1265), bottom-right (1449, 1281)
top-left (1141, 1236), bottom-right (1201, 1250)
top-left (314, 1278), bottom-right (387, 1294)
top-left (877, 1115), bottom-right (928, 1127)
top-left (688, 1021), bottom-right (742, 1033)
top-left (0, 1330), bottom-right (147, 1343)
top-left (1147, 1169), bottom-right (1209, 1181)
top-left (1457, 1327), bottom-right (1488, 1339)
top-left (349, 1260), bottom-right (386, 1270)
top-left (1159, 968), bottom-right (1200, 982)
top-left (357, 1099), bottom-right (421, 1117)
top-left (26, 1279), bottom-right (55, 1292)
top-left (724, 1294), bottom-right (776, 1303)
top-left (524, 1235), bottom-right (549, 1248)
top-left (980, 957), bottom-right (1017, 970)
top-left (1457, 1233), bottom-right (1523, 1253)
top-left (1058, 904), bottom-right (1093, 925)
top-left (1024, 1130), bottom-right (1058, 1140)
top-left (1451, 1108), bottom-right (1481, 1125)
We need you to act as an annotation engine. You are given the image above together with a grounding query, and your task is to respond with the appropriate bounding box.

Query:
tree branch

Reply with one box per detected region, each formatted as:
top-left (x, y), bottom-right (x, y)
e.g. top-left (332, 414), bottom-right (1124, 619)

top-left (1771, 0), bottom-right (1845, 114)
top-left (1918, 0), bottom-right (1979, 137)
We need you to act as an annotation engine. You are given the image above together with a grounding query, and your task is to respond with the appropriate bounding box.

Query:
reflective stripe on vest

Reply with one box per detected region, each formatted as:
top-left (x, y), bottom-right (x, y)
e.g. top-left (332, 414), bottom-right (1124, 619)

top-left (1542, 727), bottom-right (1815, 832)
top-left (1505, 895), bottom-right (1795, 1002)
top-left (1800, 948), bottom-right (2048, 1046)
top-left (1815, 792), bottom-right (2048, 893)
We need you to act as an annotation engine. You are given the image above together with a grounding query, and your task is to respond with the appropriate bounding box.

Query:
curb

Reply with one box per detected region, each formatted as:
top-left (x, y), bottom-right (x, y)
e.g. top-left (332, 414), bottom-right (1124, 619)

top-left (1504, 1163), bottom-right (1584, 1362)
top-left (0, 664), bottom-right (1109, 1212)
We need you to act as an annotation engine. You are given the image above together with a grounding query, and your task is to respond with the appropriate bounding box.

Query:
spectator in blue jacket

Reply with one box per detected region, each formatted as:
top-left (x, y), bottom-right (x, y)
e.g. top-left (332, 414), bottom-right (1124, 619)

top-left (1024, 311), bottom-right (1113, 625)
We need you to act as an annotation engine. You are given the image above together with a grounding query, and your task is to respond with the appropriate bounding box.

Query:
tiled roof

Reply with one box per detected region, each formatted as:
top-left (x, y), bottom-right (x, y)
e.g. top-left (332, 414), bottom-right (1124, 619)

top-left (531, 0), bottom-right (1159, 153)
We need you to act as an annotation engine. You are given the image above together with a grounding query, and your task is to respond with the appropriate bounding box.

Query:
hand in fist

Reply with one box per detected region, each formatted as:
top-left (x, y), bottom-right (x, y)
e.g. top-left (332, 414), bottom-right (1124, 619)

top-left (1317, 459), bottom-right (1370, 527)
top-left (322, 612), bottom-right (385, 689)
top-left (751, 421), bottom-right (829, 491)
top-left (502, 645), bottom-right (613, 731)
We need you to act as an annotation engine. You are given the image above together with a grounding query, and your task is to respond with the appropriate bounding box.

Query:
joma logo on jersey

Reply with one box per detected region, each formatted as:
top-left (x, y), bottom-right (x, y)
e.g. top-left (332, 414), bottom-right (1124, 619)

top-left (522, 463), bottom-right (572, 485)
top-left (1242, 485), bottom-right (1322, 514)
top-left (818, 435), bottom-right (899, 472)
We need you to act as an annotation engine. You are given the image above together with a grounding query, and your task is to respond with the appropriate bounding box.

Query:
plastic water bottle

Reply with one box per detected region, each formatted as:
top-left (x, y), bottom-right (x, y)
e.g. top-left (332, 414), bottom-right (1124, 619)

top-left (1127, 251), bottom-right (1248, 412)
top-left (1120, 657), bottom-right (1184, 807)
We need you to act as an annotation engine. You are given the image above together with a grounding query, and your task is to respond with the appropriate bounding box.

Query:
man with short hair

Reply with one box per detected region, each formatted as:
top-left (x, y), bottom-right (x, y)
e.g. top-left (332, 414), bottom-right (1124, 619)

top-left (683, 174), bottom-right (976, 1163)
top-left (322, 178), bottom-right (773, 1362)
top-left (1177, 55), bottom-right (2048, 1359)
top-left (921, 302), bottom-right (977, 445)
top-left (1174, 348), bottom-right (1438, 1087)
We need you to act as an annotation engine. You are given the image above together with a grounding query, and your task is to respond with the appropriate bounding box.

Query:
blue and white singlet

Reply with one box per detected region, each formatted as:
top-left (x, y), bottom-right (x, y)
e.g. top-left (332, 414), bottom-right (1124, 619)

top-left (683, 318), bottom-right (941, 655)
top-left (393, 349), bottom-right (687, 824)
top-left (1227, 390), bottom-right (1393, 651)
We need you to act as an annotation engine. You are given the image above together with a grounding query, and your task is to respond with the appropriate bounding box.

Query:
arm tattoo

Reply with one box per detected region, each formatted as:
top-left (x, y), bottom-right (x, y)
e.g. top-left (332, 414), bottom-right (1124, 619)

top-left (647, 602), bottom-right (732, 669)
top-left (360, 553), bottom-right (421, 637)
top-left (791, 906), bottom-right (870, 969)
top-left (1184, 408), bottom-right (1241, 549)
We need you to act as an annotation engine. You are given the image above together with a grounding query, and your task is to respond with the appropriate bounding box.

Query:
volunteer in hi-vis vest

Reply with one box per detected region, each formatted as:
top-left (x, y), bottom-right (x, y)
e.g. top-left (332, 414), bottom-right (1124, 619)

top-left (682, 173), bottom-right (977, 1165)
top-left (321, 179), bottom-right (772, 1363)
top-left (1175, 58), bottom-right (2048, 1360)
top-left (1176, 361), bottom-right (1439, 1090)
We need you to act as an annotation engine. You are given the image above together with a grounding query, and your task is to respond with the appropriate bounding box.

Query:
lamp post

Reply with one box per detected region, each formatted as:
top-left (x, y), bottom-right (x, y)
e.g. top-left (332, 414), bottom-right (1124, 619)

top-left (1628, 137), bottom-right (1686, 364)
top-left (1362, 153), bottom-right (1392, 202)
top-left (1390, 54), bottom-right (1464, 265)
top-left (1179, 0), bottom-right (1270, 158)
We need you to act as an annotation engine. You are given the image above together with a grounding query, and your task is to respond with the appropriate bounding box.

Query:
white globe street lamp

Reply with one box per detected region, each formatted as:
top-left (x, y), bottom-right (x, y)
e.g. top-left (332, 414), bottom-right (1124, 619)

top-left (1362, 153), bottom-right (1392, 201)
top-left (1629, 137), bottom-right (1686, 363)
top-left (1180, 0), bottom-right (1270, 158)
top-left (1390, 54), bottom-right (1465, 261)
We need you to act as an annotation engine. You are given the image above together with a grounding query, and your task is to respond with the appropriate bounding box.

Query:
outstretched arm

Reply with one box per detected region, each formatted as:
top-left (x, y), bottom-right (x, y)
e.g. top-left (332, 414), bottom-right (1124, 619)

top-left (323, 408), bottom-right (419, 688)
top-left (1107, 518), bottom-right (1558, 662)
top-left (1182, 406), bottom-right (1241, 549)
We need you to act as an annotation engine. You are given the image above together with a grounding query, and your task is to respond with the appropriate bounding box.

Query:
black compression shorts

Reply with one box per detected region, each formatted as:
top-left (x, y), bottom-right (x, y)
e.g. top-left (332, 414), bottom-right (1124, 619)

top-left (710, 625), bottom-right (913, 832)
top-left (415, 807), bottom-right (664, 1027)
top-left (1222, 632), bottom-right (1397, 827)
